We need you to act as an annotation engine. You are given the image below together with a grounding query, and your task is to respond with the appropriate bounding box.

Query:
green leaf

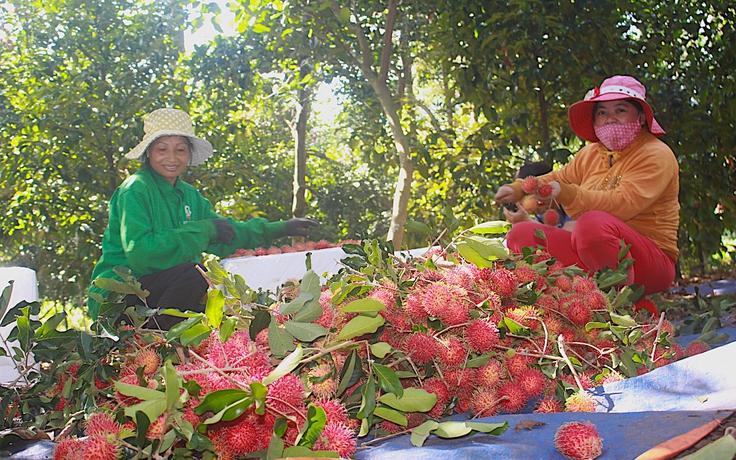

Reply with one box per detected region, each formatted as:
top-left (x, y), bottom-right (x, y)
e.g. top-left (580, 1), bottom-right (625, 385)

top-left (411, 420), bottom-right (439, 447)
top-left (115, 381), bottom-right (167, 400)
top-left (180, 324), bottom-right (212, 346)
top-left (357, 376), bottom-right (376, 419)
top-left (370, 342), bottom-right (392, 358)
top-left (378, 388), bottom-right (436, 412)
top-left (205, 289), bottom-right (224, 328)
top-left (124, 397), bottom-right (168, 422)
top-left (373, 364), bottom-right (403, 398)
top-left (464, 234), bottom-right (509, 260)
top-left (250, 381), bottom-right (267, 415)
top-left (220, 317), bottom-right (237, 343)
top-left (268, 320), bottom-right (296, 358)
top-left (194, 389), bottom-right (249, 415)
top-left (335, 314), bottom-right (385, 341)
top-left (610, 312), bottom-right (637, 327)
top-left (465, 353), bottom-right (493, 368)
top-left (283, 321), bottom-right (328, 342)
top-left (678, 430), bottom-right (736, 459)
top-left (249, 309), bottom-right (271, 341)
top-left (456, 241), bottom-right (493, 268)
top-left (263, 344), bottom-right (303, 385)
top-left (373, 406), bottom-right (407, 426)
top-left (280, 293), bottom-right (314, 316)
top-left (404, 220), bottom-right (433, 236)
top-left (434, 421), bottom-right (473, 438)
top-left (292, 300), bottom-right (324, 323)
top-left (467, 220), bottom-right (512, 235)
top-left (341, 298), bottom-right (387, 313)
top-left (93, 277), bottom-right (138, 295)
top-left (338, 6), bottom-right (351, 23)
top-left (164, 361), bottom-right (181, 408)
top-left (300, 270), bottom-right (322, 300)
top-left (465, 421), bottom-right (509, 435)
top-left (337, 349), bottom-right (364, 396)
top-left (135, 411), bottom-right (150, 449)
top-left (297, 405), bottom-right (327, 448)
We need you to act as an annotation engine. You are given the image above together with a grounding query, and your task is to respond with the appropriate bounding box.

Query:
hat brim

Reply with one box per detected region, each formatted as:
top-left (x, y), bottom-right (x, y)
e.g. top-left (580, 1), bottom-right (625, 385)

top-left (125, 131), bottom-right (213, 166)
top-left (568, 93), bottom-right (665, 143)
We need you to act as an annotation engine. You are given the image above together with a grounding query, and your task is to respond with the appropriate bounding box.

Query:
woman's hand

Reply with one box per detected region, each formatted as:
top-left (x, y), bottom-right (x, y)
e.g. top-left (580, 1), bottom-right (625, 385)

top-left (286, 217), bottom-right (320, 237)
top-left (503, 204), bottom-right (534, 224)
top-left (494, 185), bottom-right (516, 204)
top-left (538, 181), bottom-right (562, 203)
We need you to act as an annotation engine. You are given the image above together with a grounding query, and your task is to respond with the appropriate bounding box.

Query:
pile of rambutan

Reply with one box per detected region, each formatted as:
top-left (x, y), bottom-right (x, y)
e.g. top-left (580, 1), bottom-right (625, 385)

top-left (50, 238), bottom-right (695, 459)
top-left (227, 239), bottom-right (360, 258)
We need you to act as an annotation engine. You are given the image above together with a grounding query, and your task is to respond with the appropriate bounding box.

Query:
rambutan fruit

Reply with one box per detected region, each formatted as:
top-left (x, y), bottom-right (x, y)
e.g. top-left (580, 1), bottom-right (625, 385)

top-left (537, 183), bottom-right (553, 198)
top-left (307, 363), bottom-right (338, 398)
top-left (490, 269), bottom-right (519, 298)
top-left (564, 298), bottom-right (592, 327)
top-left (505, 306), bottom-right (540, 330)
top-left (254, 247), bottom-right (268, 256)
top-left (438, 336), bottom-right (468, 368)
top-left (542, 209), bottom-right (560, 227)
top-left (517, 368), bottom-right (546, 397)
top-left (473, 360), bottom-right (504, 389)
top-left (554, 276), bottom-right (573, 292)
top-left (146, 415), bottom-right (168, 441)
top-left (225, 419), bottom-right (261, 455)
top-left (470, 388), bottom-right (500, 418)
top-left (267, 246), bottom-right (281, 255)
top-left (513, 263), bottom-right (539, 284)
top-left (85, 412), bottom-right (122, 437)
top-left (53, 438), bottom-right (85, 460)
top-left (134, 349), bottom-right (160, 375)
top-left (314, 398), bottom-right (351, 429)
top-left (443, 368), bottom-right (472, 390)
top-left (554, 421), bottom-right (603, 460)
top-left (422, 282), bottom-right (470, 324)
top-left (497, 381), bottom-right (529, 413)
top-left (505, 352), bottom-right (533, 378)
top-left (315, 239), bottom-right (333, 249)
top-left (313, 422), bottom-right (357, 459)
top-left (521, 176), bottom-right (539, 194)
top-left (519, 194), bottom-right (539, 213)
top-left (267, 374), bottom-right (306, 416)
top-left (465, 319), bottom-right (500, 353)
top-left (572, 276), bottom-right (598, 295)
top-left (534, 396), bottom-right (564, 413)
top-left (565, 390), bottom-right (596, 412)
top-left (83, 434), bottom-right (120, 460)
top-left (584, 291), bottom-right (608, 311)
top-left (685, 340), bottom-right (710, 357)
top-left (403, 332), bottom-right (437, 365)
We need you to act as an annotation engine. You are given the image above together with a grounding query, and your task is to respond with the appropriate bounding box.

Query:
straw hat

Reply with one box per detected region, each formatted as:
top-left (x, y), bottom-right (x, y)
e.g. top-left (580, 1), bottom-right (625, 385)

top-left (125, 108), bottom-right (213, 166)
top-left (568, 75), bottom-right (665, 143)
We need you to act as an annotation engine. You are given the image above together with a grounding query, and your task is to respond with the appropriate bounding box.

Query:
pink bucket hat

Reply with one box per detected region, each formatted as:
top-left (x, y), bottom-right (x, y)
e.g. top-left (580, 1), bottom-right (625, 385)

top-left (568, 75), bottom-right (665, 143)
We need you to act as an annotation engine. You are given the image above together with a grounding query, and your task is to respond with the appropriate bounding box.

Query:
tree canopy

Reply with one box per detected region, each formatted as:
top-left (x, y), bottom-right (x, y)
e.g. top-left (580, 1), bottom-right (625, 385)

top-left (0, 0), bottom-right (734, 304)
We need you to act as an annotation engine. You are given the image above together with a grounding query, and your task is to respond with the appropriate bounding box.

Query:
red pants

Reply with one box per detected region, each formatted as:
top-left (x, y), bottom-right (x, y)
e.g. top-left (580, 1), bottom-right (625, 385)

top-left (507, 211), bottom-right (675, 295)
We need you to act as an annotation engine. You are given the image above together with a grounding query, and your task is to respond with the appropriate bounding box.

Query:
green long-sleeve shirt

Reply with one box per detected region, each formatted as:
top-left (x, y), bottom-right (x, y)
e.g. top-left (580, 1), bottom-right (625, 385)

top-left (87, 166), bottom-right (287, 319)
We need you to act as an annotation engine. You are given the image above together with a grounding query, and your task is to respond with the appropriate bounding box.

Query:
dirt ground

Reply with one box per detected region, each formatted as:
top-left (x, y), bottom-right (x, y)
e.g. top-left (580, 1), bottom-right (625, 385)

top-left (673, 411), bottom-right (736, 458)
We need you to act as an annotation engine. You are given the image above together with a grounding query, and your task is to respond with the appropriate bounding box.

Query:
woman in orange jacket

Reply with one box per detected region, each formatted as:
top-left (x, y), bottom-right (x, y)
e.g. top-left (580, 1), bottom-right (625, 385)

top-left (494, 75), bottom-right (679, 295)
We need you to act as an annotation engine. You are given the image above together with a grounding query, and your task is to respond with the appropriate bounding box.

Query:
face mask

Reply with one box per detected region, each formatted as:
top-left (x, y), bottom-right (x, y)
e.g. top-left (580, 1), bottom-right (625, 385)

top-left (594, 121), bottom-right (642, 152)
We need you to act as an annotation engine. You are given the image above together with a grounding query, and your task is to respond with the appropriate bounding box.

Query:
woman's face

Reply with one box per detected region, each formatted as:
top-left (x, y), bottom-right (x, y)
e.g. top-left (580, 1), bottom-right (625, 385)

top-left (593, 100), bottom-right (644, 127)
top-left (147, 135), bottom-right (190, 185)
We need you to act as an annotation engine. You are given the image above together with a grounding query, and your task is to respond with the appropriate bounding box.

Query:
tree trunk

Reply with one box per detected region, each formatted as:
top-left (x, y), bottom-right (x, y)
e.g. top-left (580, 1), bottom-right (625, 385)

top-left (291, 78), bottom-right (312, 244)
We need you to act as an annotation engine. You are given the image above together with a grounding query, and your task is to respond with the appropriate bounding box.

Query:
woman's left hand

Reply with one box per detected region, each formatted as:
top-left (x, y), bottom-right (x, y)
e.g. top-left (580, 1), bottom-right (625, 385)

top-left (538, 181), bottom-right (562, 203)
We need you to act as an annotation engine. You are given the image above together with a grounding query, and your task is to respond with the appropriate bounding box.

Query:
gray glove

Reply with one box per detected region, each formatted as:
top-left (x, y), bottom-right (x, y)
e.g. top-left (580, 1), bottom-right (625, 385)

top-left (286, 217), bottom-right (320, 237)
top-left (213, 218), bottom-right (235, 244)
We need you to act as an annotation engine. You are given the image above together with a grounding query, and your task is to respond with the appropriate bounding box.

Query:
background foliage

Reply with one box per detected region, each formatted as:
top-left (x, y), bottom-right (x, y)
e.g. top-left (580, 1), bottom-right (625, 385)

top-left (0, 0), bottom-right (734, 305)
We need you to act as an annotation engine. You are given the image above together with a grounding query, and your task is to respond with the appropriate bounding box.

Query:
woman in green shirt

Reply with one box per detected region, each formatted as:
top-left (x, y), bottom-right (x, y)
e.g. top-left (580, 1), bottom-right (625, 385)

top-left (88, 108), bottom-right (318, 329)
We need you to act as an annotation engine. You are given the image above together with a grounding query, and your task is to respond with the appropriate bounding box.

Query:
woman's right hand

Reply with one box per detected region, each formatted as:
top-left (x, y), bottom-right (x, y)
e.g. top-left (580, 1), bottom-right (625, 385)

top-left (494, 185), bottom-right (516, 204)
top-left (213, 218), bottom-right (235, 244)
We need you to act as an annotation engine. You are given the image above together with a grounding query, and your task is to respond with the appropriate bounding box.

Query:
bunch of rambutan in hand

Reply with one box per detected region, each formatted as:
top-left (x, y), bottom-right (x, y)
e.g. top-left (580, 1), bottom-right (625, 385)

top-left (518, 175), bottom-right (560, 227)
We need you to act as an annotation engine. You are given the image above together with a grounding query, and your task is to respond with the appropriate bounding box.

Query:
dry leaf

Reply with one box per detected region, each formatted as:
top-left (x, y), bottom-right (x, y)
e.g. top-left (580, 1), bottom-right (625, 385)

top-left (515, 419), bottom-right (547, 433)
